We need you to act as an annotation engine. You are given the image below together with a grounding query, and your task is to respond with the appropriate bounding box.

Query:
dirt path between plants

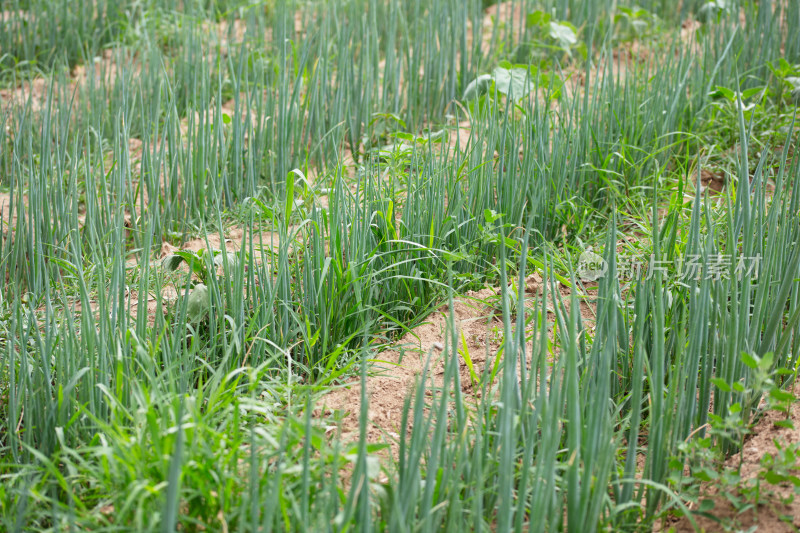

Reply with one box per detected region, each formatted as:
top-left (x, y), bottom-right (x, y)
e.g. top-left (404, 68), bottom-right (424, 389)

top-left (319, 275), bottom-right (598, 461)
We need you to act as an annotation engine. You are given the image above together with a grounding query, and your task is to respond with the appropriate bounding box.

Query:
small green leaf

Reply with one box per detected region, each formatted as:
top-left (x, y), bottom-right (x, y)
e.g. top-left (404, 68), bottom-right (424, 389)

top-left (484, 209), bottom-right (502, 224)
top-left (763, 471), bottom-right (786, 485)
top-left (164, 251), bottom-right (208, 279)
top-left (526, 10), bottom-right (550, 27)
top-left (371, 112), bottom-right (406, 129)
top-left (460, 330), bottom-right (479, 386)
top-left (698, 499), bottom-right (716, 512)
top-left (222, 113), bottom-right (231, 125)
top-left (694, 467), bottom-right (716, 481)
top-left (393, 132), bottom-right (416, 142)
top-left (741, 352), bottom-right (759, 370)
top-left (710, 86), bottom-right (736, 101)
top-left (769, 388), bottom-right (795, 403)
top-left (710, 377), bottom-right (731, 392)
top-left (741, 87), bottom-right (764, 100)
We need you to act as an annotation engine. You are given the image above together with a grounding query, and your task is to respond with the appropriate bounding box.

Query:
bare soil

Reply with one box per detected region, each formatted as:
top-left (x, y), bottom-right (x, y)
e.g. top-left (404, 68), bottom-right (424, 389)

top-left (319, 275), bottom-right (597, 462)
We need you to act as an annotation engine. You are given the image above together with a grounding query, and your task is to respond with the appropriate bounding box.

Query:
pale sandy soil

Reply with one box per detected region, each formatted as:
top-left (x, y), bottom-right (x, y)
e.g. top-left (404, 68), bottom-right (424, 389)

top-left (319, 274), bottom-right (598, 461)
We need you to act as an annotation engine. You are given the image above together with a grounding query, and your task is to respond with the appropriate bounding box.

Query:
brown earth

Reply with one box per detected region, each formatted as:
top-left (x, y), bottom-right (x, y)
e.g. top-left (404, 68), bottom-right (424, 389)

top-left (319, 274), bottom-right (597, 462)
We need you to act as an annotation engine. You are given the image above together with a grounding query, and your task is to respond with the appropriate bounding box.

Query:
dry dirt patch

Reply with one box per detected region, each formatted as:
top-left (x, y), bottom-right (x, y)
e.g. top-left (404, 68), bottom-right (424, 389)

top-left (0, 77), bottom-right (53, 115)
top-left (0, 49), bottom-right (135, 114)
top-left (320, 276), bottom-right (597, 461)
top-left (321, 287), bottom-right (500, 456)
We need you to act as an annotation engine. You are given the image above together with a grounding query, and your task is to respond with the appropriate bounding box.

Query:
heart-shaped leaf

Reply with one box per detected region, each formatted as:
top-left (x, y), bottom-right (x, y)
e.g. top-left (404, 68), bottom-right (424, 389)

top-left (548, 21), bottom-right (578, 50)
top-left (163, 254), bottom-right (186, 271)
top-left (491, 67), bottom-right (535, 100)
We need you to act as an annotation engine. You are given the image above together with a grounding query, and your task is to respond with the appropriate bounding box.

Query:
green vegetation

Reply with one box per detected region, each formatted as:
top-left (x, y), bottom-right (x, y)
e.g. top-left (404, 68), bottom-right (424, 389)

top-left (1, 0), bottom-right (799, 530)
